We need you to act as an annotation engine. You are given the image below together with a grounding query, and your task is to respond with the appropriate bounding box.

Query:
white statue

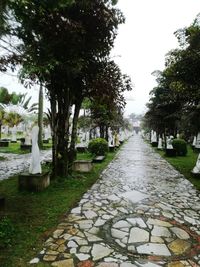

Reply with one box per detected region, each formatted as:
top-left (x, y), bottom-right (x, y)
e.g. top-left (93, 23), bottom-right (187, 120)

top-left (158, 137), bottom-right (163, 149)
top-left (192, 153), bottom-right (200, 174)
top-left (151, 130), bottom-right (157, 143)
top-left (192, 136), bottom-right (197, 147)
top-left (11, 125), bottom-right (17, 142)
top-left (29, 125), bottom-right (41, 174)
top-left (44, 127), bottom-right (49, 140)
top-left (166, 136), bottom-right (173, 149)
top-left (25, 130), bottom-right (31, 145)
top-left (195, 133), bottom-right (200, 148)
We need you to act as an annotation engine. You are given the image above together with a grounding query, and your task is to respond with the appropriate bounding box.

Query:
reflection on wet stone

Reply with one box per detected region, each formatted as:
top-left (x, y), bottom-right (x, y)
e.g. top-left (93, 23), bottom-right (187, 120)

top-left (30, 135), bottom-right (200, 266)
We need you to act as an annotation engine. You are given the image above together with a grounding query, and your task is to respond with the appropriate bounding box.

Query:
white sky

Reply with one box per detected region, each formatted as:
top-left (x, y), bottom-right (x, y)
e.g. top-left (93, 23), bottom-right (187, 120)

top-left (0, 0), bottom-right (200, 117)
top-left (112, 0), bottom-right (200, 116)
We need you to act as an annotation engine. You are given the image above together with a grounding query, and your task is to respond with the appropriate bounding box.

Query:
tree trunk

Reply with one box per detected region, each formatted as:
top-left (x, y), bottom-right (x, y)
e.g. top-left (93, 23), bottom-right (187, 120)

top-left (50, 96), bottom-right (57, 178)
top-left (52, 86), bottom-right (71, 178)
top-left (69, 99), bottom-right (82, 171)
top-left (38, 84), bottom-right (43, 149)
top-left (100, 125), bottom-right (104, 138)
top-left (105, 125), bottom-right (108, 141)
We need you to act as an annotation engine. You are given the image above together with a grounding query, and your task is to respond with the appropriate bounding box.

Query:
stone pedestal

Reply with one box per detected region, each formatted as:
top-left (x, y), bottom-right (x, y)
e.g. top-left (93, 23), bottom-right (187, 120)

top-left (191, 172), bottom-right (200, 178)
top-left (0, 196), bottom-right (5, 210)
top-left (165, 149), bottom-right (176, 157)
top-left (18, 172), bottom-right (50, 192)
top-left (73, 160), bottom-right (93, 172)
top-left (93, 156), bottom-right (105, 163)
top-left (20, 144), bottom-right (32, 151)
top-left (151, 142), bottom-right (158, 147)
top-left (76, 146), bottom-right (87, 153)
top-left (0, 141), bottom-right (9, 147)
top-left (109, 146), bottom-right (115, 152)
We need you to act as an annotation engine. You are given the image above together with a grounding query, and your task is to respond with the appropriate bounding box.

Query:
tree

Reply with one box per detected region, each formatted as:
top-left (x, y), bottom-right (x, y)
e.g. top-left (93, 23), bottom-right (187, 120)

top-left (1, 0), bottom-right (125, 177)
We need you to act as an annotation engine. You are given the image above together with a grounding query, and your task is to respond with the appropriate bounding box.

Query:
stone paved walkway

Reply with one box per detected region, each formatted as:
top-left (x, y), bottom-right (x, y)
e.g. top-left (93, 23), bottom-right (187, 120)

top-left (30, 135), bottom-right (200, 267)
top-left (0, 150), bottom-right (52, 180)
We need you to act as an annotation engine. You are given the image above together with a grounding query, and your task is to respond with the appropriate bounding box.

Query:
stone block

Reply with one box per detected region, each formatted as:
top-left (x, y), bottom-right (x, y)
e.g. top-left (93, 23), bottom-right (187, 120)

top-left (0, 141), bottom-right (9, 147)
top-left (165, 148), bottom-right (176, 157)
top-left (0, 196), bottom-right (5, 210)
top-left (18, 171), bottom-right (50, 192)
top-left (151, 142), bottom-right (158, 147)
top-left (73, 160), bottom-right (92, 172)
top-left (109, 146), bottom-right (115, 152)
top-left (76, 146), bottom-right (87, 153)
top-left (20, 144), bottom-right (32, 151)
top-left (93, 156), bottom-right (105, 163)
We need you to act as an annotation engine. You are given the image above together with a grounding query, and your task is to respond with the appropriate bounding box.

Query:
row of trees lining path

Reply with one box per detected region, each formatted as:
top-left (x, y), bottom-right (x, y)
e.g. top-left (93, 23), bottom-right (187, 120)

top-left (144, 13), bottom-right (200, 140)
top-left (0, 0), bottom-right (133, 177)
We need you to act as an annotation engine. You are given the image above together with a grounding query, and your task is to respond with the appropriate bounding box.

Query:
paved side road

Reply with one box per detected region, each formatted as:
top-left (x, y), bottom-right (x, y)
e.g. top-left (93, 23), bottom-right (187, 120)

top-left (0, 150), bottom-right (52, 180)
top-left (28, 135), bottom-right (200, 266)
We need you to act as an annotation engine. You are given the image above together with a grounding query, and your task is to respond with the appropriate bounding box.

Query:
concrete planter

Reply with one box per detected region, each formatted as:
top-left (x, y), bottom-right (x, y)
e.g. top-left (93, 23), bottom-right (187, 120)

top-left (73, 160), bottom-right (93, 172)
top-left (76, 146), bottom-right (87, 153)
top-left (20, 144), bottom-right (32, 151)
top-left (18, 171), bottom-right (50, 192)
top-left (92, 155), bottom-right (105, 163)
top-left (0, 196), bottom-right (5, 210)
top-left (191, 172), bottom-right (200, 178)
top-left (0, 141), bottom-right (9, 147)
top-left (151, 142), bottom-right (158, 147)
top-left (165, 148), bottom-right (176, 157)
top-left (109, 146), bottom-right (115, 152)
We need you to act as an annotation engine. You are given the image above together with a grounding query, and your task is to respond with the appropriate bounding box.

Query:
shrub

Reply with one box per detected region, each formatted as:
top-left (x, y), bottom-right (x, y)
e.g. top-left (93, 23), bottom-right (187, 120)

top-left (0, 216), bottom-right (15, 248)
top-left (172, 139), bottom-right (187, 156)
top-left (88, 138), bottom-right (108, 156)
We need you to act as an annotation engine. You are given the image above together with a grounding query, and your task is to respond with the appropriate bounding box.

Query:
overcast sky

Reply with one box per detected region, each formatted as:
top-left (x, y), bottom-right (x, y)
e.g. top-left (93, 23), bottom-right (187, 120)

top-left (112, 0), bottom-right (200, 116)
top-left (0, 0), bottom-right (200, 117)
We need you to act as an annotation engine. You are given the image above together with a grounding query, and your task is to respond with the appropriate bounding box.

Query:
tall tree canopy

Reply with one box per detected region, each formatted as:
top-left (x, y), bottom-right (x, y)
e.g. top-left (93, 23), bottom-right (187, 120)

top-left (0, 0), bottom-right (128, 177)
top-left (144, 13), bottom-right (200, 138)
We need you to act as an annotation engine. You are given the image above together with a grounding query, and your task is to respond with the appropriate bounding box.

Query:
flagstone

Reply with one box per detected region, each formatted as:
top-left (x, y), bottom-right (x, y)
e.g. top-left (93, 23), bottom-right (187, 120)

top-left (137, 243), bottom-right (171, 256)
top-left (111, 228), bottom-right (128, 239)
top-left (43, 255), bottom-right (57, 261)
top-left (151, 226), bottom-right (171, 237)
top-left (151, 236), bottom-right (164, 243)
top-left (84, 210), bottom-right (98, 219)
top-left (147, 219), bottom-right (172, 228)
top-left (29, 258), bottom-right (40, 264)
top-left (76, 253), bottom-right (90, 260)
top-left (128, 227), bottom-right (149, 243)
top-left (167, 262), bottom-right (185, 267)
top-left (97, 263), bottom-right (118, 267)
top-left (171, 227), bottom-right (190, 240)
top-left (113, 220), bottom-right (131, 228)
top-left (79, 246), bottom-right (92, 253)
top-left (52, 259), bottom-right (74, 267)
top-left (91, 244), bottom-right (113, 261)
top-left (168, 239), bottom-right (191, 255)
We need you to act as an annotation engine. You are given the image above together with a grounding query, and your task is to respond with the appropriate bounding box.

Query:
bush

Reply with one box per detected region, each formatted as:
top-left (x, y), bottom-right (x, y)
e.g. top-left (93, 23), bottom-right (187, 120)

top-left (172, 139), bottom-right (187, 156)
top-left (0, 216), bottom-right (15, 248)
top-left (88, 138), bottom-right (108, 156)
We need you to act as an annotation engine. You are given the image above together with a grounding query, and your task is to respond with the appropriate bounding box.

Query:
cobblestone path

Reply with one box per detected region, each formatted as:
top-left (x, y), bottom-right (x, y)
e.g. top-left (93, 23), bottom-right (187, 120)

top-left (0, 150), bottom-right (52, 180)
top-left (31, 135), bottom-right (200, 267)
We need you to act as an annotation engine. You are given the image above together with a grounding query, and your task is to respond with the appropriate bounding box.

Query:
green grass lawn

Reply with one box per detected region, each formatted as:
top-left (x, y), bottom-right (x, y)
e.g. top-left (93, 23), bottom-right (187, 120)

top-left (0, 150), bottom-right (118, 267)
top-left (156, 145), bottom-right (200, 190)
top-left (0, 141), bottom-right (52, 154)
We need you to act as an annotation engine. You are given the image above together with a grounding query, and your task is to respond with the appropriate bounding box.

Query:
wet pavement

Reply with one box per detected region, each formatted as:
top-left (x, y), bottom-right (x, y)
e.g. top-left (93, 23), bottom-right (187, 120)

top-left (0, 150), bottom-right (52, 180)
top-left (30, 135), bottom-right (200, 267)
